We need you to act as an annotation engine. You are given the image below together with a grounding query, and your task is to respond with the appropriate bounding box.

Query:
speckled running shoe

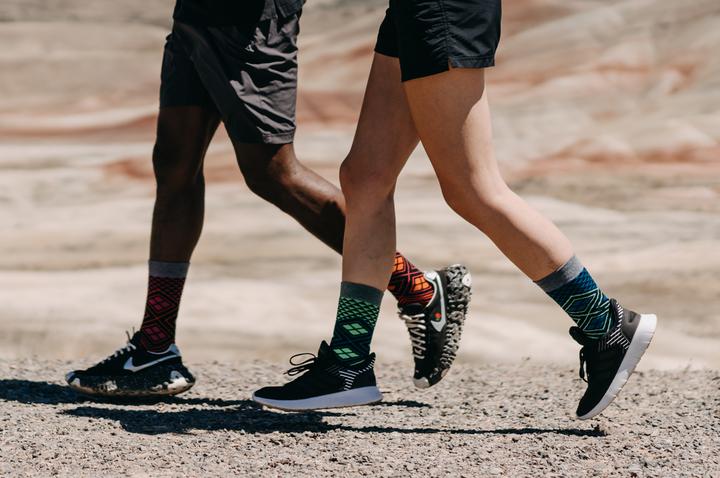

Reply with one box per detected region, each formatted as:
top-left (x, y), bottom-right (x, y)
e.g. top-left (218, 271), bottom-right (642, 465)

top-left (65, 331), bottom-right (195, 398)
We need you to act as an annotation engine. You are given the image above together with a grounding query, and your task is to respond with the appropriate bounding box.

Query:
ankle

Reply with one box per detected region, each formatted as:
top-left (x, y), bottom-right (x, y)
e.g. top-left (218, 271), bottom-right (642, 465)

top-left (389, 253), bottom-right (435, 307)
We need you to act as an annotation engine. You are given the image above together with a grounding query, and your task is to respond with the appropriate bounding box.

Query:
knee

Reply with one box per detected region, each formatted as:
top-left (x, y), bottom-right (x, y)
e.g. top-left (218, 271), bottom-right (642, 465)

top-left (242, 156), bottom-right (294, 200)
top-left (339, 154), bottom-right (396, 202)
top-left (152, 142), bottom-right (204, 196)
top-left (439, 176), bottom-right (511, 228)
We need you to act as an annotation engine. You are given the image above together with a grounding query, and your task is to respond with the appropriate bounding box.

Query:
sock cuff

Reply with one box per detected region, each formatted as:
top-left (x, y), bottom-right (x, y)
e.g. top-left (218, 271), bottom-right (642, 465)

top-left (149, 261), bottom-right (190, 278)
top-left (535, 255), bottom-right (584, 293)
top-left (340, 281), bottom-right (384, 306)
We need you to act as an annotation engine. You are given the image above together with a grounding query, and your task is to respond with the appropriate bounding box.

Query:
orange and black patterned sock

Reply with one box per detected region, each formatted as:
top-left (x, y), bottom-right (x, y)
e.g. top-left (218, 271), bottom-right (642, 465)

top-left (138, 261), bottom-right (188, 352)
top-left (388, 253), bottom-right (435, 308)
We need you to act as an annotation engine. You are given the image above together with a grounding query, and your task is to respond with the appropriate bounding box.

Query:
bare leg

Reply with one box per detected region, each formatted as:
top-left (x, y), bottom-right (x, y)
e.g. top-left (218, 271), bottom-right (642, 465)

top-left (230, 141), bottom-right (347, 254)
top-left (150, 106), bottom-right (221, 261)
top-left (403, 68), bottom-right (573, 280)
top-left (339, 54), bottom-right (420, 290)
top-left (228, 54), bottom-right (419, 275)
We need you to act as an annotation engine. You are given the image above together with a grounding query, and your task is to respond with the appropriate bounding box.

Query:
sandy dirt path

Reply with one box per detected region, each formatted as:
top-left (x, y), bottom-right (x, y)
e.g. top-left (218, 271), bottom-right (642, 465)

top-left (1, 359), bottom-right (718, 477)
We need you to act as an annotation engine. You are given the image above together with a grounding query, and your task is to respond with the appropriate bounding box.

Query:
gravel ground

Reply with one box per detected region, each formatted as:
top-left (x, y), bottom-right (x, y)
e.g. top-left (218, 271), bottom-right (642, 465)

top-left (0, 359), bottom-right (718, 477)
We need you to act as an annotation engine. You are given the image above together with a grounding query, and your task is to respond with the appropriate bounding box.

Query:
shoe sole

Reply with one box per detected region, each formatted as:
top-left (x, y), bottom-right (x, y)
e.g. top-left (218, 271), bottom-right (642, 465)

top-left (66, 367), bottom-right (195, 398)
top-left (414, 264), bottom-right (472, 389)
top-left (577, 313), bottom-right (657, 420)
top-left (252, 386), bottom-right (383, 411)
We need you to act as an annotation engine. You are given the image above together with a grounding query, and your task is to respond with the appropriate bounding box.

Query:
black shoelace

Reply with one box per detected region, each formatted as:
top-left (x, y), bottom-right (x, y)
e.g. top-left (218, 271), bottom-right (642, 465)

top-left (285, 353), bottom-right (317, 376)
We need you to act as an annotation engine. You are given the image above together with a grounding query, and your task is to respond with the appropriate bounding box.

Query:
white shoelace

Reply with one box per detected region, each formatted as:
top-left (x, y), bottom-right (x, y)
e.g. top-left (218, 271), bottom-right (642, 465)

top-left (399, 313), bottom-right (427, 359)
top-left (100, 331), bottom-right (137, 364)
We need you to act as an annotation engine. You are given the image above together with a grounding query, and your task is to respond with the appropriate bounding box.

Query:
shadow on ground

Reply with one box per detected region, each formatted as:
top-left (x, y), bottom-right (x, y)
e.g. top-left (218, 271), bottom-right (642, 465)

top-left (0, 379), bottom-right (432, 408)
top-left (64, 405), bottom-right (605, 437)
top-left (0, 379), bottom-right (605, 437)
top-left (0, 379), bottom-right (246, 406)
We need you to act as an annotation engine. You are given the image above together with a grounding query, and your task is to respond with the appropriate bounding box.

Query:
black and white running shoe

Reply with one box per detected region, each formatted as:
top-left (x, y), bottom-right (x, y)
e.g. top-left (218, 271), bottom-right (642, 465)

top-left (570, 299), bottom-right (656, 419)
top-left (252, 341), bottom-right (382, 411)
top-left (398, 264), bottom-right (472, 389)
top-left (65, 331), bottom-right (195, 398)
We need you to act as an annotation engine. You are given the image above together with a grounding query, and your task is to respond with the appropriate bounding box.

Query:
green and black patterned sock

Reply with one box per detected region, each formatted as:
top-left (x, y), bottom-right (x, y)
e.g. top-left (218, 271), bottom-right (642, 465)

top-left (329, 282), bottom-right (383, 365)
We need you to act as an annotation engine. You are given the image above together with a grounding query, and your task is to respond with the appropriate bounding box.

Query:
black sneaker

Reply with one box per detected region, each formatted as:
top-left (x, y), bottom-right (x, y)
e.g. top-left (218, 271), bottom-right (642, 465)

top-left (398, 264), bottom-right (472, 388)
top-left (570, 299), bottom-right (657, 419)
top-left (65, 331), bottom-right (195, 397)
top-left (252, 341), bottom-right (382, 411)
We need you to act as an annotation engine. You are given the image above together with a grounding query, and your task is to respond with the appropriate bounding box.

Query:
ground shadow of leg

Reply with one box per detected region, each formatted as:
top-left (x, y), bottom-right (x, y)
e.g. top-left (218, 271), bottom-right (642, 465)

top-left (373, 399), bottom-right (431, 408)
top-left (0, 379), bottom-right (83, 405)
top-left (64, 402), bottom-right (343, 434)
top-left (63, 404), bottom-right (604, 438)
top-left (0, 379), bottom-right (248, 407)
top-left (338, 424), bottom-right (606, 437)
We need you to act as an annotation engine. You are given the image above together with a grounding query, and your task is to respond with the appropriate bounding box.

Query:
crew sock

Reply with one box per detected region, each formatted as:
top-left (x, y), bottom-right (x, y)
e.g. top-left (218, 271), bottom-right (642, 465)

top-left (138, 261), bottom-right (189, 352)
top-left (388, 253), bottom-right (435, 308)
top-left (535, 255), bottom-right (612, 339)
top-left (329, 282), bottom-right (383, 365)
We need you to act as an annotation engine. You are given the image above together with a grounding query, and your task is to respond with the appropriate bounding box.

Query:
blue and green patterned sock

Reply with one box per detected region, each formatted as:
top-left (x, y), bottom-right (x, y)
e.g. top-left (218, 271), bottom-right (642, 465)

top-left (329, 282), bottom-right (383, 365)
top-left (536, 256), bottom-right (612, 339)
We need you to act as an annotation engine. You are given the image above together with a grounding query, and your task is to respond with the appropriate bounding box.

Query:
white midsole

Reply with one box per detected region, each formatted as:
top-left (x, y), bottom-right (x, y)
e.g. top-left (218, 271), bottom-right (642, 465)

top-left (252, 386), bottom-right (383, 411)
top-left (578, 313), bottom-right (657, 420)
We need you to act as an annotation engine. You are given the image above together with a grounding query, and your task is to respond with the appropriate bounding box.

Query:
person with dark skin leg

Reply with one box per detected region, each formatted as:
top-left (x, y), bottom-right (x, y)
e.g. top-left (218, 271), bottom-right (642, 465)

top-left (65, 0), bottom-right (472, 397)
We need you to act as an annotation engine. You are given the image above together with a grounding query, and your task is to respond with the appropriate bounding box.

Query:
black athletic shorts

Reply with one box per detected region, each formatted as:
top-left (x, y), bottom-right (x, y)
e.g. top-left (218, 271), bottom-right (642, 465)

top-left (160, 14), bottom-right (300, 144)
top-left (374, 0), bottom-right (501, 82)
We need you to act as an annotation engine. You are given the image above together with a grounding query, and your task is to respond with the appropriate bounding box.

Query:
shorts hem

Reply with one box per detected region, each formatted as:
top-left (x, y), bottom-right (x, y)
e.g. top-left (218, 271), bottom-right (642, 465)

top-left (260, 132), bottom-right (295, 145)
top-left (227, 129), bottom-right (296, 145)
top-left (401, 63), bottom-right (451, 82)
top-left (374, 45), bottom-right (399, 58)
top-left (402, 55), bottom-right (496, 82)
top-left (449, 55), bottom-right (496, 69)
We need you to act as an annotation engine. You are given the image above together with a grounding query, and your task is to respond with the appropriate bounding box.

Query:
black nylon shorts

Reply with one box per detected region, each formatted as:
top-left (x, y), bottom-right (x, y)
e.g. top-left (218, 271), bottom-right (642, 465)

top-left (375, 0), bottom-right (501, 82)
top-left (160, 14), bottom-right (300, 144)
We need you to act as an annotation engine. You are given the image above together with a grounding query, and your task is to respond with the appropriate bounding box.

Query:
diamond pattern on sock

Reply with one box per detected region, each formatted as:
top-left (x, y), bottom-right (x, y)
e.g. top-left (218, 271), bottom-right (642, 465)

top-left (329, 296), bottom-right (380, 364)
top-left (547, 268), bottom-right (611, 339)
top-left (139, 275), bottom-right (186, 352)
top-left (388, 253), bottom-right (435, 307)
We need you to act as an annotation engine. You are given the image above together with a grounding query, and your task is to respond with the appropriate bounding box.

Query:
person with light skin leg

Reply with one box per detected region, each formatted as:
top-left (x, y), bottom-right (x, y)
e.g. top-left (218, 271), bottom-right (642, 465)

top-left (65, 0), bottom-right (472, 398)
top-left (253, 0), bottom-right (657, 419)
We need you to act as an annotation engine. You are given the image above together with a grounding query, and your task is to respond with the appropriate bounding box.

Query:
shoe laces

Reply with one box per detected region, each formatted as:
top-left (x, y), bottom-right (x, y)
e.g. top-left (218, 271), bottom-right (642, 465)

top-left (399, 312), bottom-right (427, 360)
top-left (100, 330), bottom-right (137, 364)
top-left (285, 353), bottom-right (317, 376)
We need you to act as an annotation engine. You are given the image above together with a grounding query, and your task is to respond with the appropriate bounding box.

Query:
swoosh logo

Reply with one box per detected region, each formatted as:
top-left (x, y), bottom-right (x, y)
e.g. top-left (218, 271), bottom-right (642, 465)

top-left (123, 355), bottom-right (176, 373)
top-left (426, 272), bottom-right (447, 333)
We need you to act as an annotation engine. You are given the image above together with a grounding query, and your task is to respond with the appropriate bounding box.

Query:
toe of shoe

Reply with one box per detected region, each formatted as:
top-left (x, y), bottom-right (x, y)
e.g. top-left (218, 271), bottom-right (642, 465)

top-left (413, 369), bottom-right (448, 389)
top-left (252, 386), bottom-right (285, 401)
top-left (575, 394), bottom-right (598, 419)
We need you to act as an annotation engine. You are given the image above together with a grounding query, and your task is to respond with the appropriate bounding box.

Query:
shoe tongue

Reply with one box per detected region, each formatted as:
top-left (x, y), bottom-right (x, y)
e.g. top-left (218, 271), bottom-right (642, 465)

top-left (609, 297), bottom-right (619, 312)
top-left (129, 331), bottom-right (142, 345)
top-left (569, 327), bottom-right (591, 346)
top-left (317, 341), bottom-right (333, 359)
top-left (400, 303), bottom-right (425, 315)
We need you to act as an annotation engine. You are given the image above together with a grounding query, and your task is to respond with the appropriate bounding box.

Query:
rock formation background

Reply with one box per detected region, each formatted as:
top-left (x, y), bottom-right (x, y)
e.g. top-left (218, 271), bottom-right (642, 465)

top-left (1, 0), bottom-right (719, 369)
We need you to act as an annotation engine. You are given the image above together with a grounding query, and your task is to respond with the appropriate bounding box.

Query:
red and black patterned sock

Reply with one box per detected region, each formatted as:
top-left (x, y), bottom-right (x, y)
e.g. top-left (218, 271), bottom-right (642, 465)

top-left (138, 262), bottom-right (189, 352)
top-left (388, 253), bottom-right (435, 308)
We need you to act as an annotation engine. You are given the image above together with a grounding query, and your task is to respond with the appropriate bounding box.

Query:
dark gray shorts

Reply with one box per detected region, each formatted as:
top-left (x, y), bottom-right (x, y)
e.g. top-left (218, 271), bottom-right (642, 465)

top-left (375, 0), bottom-right (501, 82)
top-left (160, 15), bottom-right (300, 144)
